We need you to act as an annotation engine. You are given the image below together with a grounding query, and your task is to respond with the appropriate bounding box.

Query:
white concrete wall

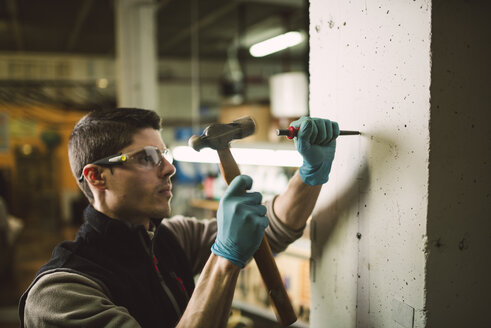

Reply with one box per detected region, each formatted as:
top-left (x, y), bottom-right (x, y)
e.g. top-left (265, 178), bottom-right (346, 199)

top-left (309, 1), bottom-right (431, 327)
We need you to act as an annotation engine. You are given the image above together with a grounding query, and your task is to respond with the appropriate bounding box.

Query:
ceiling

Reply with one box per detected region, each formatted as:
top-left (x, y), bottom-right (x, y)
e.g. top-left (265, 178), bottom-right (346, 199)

top-left (0, 0), bottom-right (308, 110)
top-left (0, 0), bottom-right (308, 61)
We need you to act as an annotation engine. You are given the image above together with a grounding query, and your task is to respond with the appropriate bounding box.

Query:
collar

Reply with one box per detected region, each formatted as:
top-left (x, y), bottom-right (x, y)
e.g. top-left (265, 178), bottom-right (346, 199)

top-left (81, 205), bottom-right (162, 251)
top-left (83, 205), bottom-right (161, 234)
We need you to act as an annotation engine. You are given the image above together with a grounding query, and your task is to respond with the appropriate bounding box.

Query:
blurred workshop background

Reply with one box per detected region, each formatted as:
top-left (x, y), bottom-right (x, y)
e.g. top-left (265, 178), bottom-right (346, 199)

top-left (0, 0), bottom-right (311, 327)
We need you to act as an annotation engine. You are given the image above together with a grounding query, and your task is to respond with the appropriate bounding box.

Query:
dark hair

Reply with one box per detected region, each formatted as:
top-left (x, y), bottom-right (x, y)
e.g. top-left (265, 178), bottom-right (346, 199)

top-left (68, 108), bottom-right (162, 203)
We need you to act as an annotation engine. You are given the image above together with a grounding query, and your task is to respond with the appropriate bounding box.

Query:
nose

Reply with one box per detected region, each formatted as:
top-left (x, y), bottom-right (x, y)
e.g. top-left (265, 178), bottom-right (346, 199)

top-left (158, 157), bottom-right (176, 178)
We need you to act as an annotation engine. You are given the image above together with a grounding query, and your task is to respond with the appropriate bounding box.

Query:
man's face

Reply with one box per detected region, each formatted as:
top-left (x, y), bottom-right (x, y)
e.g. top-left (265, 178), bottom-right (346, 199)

top-left (103, 128), bottom-right (176, 222)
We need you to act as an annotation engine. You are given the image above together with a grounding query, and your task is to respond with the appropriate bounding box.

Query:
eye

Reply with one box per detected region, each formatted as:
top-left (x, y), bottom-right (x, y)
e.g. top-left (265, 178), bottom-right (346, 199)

top-left (135, 154), bottom-right (152, 165)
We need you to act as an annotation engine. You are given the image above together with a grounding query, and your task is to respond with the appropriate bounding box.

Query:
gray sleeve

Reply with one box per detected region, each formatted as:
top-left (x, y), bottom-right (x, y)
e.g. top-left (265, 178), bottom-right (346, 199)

top-left (264, 196), bottom-right (306, 254)
top-left (24, 272), bottom-right (141, 328)
top-left (162, 216), bottom-right (217, 276)
top-left (163, 196), bottom-right (305, 274)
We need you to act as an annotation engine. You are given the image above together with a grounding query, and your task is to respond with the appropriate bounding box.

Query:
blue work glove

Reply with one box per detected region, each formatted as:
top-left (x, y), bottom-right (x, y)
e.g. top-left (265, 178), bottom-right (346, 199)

top-left (290, 116), bottom-right (340, 185)
top-left (211, 175), bottom-right (268, 268)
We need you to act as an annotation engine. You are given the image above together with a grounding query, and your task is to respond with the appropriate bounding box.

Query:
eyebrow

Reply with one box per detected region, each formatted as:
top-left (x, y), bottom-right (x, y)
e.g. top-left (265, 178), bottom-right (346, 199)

top-left (123, 145), bottom-right (167, 153)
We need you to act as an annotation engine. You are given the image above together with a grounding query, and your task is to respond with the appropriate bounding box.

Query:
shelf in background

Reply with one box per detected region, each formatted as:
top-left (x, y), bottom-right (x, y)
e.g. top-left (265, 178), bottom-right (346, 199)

top-left (189, 198), bottom-right (219, 211)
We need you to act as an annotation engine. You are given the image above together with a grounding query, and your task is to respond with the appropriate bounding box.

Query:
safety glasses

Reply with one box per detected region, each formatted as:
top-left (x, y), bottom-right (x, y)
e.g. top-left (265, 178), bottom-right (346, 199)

top-left (78, 146), bottom-right (173, 182)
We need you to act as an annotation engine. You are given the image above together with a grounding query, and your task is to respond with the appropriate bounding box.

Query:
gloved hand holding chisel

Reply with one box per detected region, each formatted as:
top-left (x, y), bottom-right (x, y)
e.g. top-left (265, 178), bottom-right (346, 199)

top-left (290, 116), bottom-right (340, 185)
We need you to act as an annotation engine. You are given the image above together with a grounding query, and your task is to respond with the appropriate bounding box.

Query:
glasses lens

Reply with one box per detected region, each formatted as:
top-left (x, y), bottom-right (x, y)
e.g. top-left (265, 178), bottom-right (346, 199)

top-left (162, 149), bottom-right (173, 164)
top-left (142, 146), bottom-right (173, 166)
top-left (142, 147), bottom-right (161, 165)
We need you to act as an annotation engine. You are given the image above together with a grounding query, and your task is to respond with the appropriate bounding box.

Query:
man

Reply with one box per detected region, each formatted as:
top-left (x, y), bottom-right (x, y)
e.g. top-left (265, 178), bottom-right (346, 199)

top-left (19, 108), bottom-right (339, 327)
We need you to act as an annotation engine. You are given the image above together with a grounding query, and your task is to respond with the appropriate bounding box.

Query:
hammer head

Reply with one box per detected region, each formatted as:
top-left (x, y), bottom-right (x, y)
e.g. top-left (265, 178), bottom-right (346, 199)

top-left (189, 116), bottom-right (256, 151)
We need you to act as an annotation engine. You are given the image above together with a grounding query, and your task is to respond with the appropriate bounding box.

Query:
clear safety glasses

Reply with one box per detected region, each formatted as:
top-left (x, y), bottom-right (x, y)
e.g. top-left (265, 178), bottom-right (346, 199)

top-left (78, 146), bottom-right (173, 182)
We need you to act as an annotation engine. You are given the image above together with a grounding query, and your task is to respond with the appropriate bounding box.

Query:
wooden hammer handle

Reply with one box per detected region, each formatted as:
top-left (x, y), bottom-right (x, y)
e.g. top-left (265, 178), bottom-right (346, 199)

top-left (217, 148), bottom-right (297, 327)
top-left (217, 148), bottom-right (241, 186)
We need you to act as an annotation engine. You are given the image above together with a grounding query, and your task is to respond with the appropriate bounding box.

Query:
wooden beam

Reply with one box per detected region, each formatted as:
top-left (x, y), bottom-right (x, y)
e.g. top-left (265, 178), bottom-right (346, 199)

top-left (66, 0), bottom-right (95, 51)
top-left (6, 0), bottom-right (23, 51)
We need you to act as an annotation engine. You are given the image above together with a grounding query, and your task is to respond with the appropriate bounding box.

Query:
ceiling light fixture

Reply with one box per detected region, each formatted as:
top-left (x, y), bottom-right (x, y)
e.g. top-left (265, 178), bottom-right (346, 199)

top-left (249, 31), bottom-right (304, 57)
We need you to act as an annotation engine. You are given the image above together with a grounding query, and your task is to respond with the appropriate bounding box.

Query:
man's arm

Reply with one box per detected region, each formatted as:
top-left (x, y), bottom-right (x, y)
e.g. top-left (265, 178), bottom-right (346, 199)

top-left (24, 260), bottom-right (239, 328)
top-left (273, 171), bottom-right (321, 230)
top-left (176, 175), bottom-right (267, 328)
top-left (273, 117), bottom-right (339, 231)
top-left (24, 272), bottom-right (140, 328)
top-left (177, 254), bottom-right (239, 328)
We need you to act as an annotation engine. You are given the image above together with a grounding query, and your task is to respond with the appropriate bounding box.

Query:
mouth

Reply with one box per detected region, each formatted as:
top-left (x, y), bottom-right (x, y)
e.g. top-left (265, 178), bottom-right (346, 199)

top-left (157, 184), bottom-right (172, 197)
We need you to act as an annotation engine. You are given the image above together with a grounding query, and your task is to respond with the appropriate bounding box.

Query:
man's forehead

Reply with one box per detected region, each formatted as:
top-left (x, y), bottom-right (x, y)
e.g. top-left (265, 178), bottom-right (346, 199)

top-left (122, 128), bottom-right (165, 152)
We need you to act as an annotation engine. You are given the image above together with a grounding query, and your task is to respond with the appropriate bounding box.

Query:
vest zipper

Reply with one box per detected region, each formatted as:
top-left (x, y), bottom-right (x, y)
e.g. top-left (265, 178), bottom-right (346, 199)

top-left (138, 231), bottom-right (182, 318)
top-left (151, 228), bottom-right (190, 301)
top-left (169, 271), bottom-right (190, 300)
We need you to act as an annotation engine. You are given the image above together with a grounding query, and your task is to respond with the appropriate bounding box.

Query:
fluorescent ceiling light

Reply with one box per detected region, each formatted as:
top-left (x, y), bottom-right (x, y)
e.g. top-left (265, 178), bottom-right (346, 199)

top-left (249, 31), bottom-right (304, 57)
top-left (172, 146), bottom-right (302, 167)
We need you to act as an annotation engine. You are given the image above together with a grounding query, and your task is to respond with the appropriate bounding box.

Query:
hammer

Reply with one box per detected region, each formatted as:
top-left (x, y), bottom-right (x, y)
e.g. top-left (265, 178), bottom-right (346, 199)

top-left (189, 116), bottom-right (297, 326)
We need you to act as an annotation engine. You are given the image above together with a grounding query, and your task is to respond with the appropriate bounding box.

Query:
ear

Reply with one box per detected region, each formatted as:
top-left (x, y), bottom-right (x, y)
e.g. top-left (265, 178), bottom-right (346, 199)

top-left (83, 165), bottom-right (107, 189)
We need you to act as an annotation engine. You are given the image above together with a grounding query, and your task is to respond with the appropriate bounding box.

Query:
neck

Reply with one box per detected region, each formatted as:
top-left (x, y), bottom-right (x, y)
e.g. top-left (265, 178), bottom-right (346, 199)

top-left (92, 199), bottom-right (150, 230)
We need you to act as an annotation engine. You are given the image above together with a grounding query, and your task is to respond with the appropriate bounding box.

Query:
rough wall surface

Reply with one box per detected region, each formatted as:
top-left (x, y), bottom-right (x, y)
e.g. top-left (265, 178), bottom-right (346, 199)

top-left (309, 1), bottom-right (431, 327)
top-left (426, 1), bottom-right (491, 326)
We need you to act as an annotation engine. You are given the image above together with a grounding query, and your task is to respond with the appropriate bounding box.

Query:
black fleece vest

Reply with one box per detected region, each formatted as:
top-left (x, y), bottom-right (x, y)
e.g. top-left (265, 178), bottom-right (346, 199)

top-left (19, 205), bottom-right (195, 328)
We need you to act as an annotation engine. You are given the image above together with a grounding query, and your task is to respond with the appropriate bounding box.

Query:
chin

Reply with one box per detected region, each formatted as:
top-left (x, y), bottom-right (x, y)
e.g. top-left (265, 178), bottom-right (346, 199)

top-left (152, 206), bottom-right (171, 219)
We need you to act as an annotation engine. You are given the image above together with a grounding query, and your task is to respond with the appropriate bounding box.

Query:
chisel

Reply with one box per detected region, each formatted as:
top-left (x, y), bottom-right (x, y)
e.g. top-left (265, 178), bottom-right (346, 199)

top-left (276, 126), bottom-right (360, 139)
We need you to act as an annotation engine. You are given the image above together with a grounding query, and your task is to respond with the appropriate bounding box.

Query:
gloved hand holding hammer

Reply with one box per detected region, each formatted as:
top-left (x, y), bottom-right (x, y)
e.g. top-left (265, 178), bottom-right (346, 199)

top-left (212, 175), bottom-right (268, 268)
